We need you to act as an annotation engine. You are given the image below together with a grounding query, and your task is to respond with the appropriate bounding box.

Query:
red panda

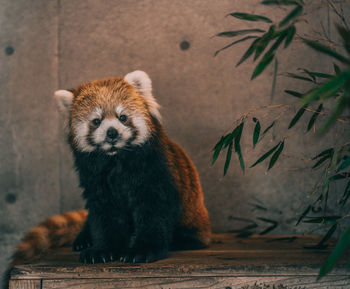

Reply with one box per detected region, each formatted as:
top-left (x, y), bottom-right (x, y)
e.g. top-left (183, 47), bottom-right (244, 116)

top-left (4, 71), bottom-right (211, 287)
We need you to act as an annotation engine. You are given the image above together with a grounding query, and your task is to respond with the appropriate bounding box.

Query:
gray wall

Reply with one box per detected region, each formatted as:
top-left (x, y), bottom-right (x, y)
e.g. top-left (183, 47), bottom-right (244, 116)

top-left (1, 0), bottom-right (349, 276)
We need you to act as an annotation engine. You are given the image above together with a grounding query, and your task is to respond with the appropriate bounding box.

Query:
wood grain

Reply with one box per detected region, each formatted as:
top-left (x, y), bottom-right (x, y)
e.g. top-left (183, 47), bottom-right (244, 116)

top-left (9, 234), bottom-right (350, 288)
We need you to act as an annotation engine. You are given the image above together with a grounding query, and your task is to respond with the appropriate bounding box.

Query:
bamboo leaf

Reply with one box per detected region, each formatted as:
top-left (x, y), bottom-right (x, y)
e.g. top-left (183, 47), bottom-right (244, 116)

top-left (319, 225), bottom-right (350, 278)
top-left (339, 181), bottom-right (350, 207)
top-left (257, 217), bottom-right (278, 235)
top-left (236, 142), bottom-right (245, 172)
top-left (228, 12), bottom-right (273, 23)
top-left (307, 103), bottom-right (323, 131)
top-left (337, 25), bottom-right (350, 54)
top-left (288, 105), bottom-right (307, 129)
top-left (285, 90), bottom-right (304, 98)
top-left (279, 5), bottom-right (303, 27)
top-left (268, 140), bottom-right (284, 170)
top-left (251, 141), bottom-right (282, 168)
top-left (334, 63), bottom-right (341, 75)
top-left (212, 136), bottom-right (225, 164)
top-left (312, 155), bottom-right (331, 169)
top-left (284, 25), bottom-right (296, 48)
top-left (224, 142), bottom-right (233, 176)
top-left (330, 172), bottom-right (350, 181)
top-left (303, 216), bottom-right (341, 224)
top-left (320, 95), bottom-right (347, 134)
top-left (300, 71), bottom-right (350, 106)
top-left (262, 121), bottom-right (276, 135)
top-left (337, 156), bottom-right (350, 172)
top-left (253, 118), bottom-right (261, 148)
top-left (237, 38), bottom-right (260, 66)
top-left (261, 0), bottom-right (302, 5)
top-left (216, 29), bottom-right (265, 37)
top-left (303, 39), bottom-right (350, 64)
top-left (251, 52), bottom-right (275, 79)
top-left (313, 148), bottom-right (334, 160)
top-left (296, 205), bottom-right (312, 225)
top-left (285, 72), bottom-right (314, 82)
top-left (318, 224), bottom-right (338, 247)
top-left (214, 36), bottom-right (259, 57)
top-left (270, 58), bottom-right (278, 102)
top-left (234, 122), bottom-right (245, 172)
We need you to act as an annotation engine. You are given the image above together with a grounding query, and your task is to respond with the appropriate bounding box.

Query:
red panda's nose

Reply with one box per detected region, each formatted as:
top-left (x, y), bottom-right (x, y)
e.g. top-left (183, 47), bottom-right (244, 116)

top-left (106, 127), bottom-right (119, 140)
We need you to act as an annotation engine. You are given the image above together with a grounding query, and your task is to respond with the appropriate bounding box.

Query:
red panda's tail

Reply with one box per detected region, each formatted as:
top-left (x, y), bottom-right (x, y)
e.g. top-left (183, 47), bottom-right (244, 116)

top-left (3, 210), bottom-right (87, 289)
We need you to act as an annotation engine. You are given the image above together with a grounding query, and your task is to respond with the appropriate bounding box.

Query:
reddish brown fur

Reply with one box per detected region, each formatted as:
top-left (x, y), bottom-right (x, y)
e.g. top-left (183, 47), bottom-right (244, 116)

top-left (7, 76), bottom-right (211, 281)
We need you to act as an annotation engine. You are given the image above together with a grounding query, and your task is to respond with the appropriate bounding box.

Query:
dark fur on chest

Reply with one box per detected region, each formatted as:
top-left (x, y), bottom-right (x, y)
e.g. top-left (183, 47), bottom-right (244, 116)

top-left (72, 137), bottom-right (181, 263)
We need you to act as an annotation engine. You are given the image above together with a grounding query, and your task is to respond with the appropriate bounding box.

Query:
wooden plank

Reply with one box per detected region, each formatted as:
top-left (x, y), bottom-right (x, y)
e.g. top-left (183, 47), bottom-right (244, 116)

top-left (9, 280), bottom-right (41, 289)
top-left (9, 234), bottom-right (350, 281)
top-left (43, 276), bottom-right (350, 289)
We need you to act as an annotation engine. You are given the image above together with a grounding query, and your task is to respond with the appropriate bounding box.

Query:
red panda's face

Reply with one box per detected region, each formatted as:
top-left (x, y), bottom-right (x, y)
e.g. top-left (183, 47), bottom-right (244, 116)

top-left (54, 71), bottom-right (161, 155)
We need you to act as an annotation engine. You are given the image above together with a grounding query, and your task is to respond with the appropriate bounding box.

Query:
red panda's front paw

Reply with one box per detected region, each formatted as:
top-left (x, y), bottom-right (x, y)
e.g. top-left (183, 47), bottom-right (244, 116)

top-left (79, 248), bottom-right (117, 264)
top-left (73, 233), bottom-right (92, 252)
top-left (119, 249), bottom-right (168, 263)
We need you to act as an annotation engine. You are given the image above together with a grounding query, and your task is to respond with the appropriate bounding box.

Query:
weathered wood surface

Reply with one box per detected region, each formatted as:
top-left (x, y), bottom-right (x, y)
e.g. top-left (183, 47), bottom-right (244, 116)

top-left (9, 234), bottom-right (350, 289)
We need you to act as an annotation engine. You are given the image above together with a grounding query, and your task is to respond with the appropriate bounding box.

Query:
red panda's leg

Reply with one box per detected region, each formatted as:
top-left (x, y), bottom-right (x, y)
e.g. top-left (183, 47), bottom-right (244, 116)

top-left (72, 217), bottom-right (92, 251)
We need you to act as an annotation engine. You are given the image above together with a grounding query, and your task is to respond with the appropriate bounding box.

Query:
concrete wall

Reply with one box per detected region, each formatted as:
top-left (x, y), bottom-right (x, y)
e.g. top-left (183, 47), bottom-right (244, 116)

top-left (1, 0), bottom-right (349, 277)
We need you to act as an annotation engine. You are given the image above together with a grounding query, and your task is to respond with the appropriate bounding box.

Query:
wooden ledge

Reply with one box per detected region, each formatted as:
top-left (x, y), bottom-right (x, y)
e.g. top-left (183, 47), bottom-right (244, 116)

top-left (9, 234), bottom-right (350, 289)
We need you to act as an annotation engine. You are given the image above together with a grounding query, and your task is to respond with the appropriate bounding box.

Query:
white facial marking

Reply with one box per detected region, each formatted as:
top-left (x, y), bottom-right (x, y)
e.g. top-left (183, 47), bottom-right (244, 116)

top-left (116, 104), bottom-right (124, 116)
top-left (132, 114), bottom-right (150, 145)
top-left (73, 121), bottom-right (94, 152)
top-left (88, 107), bottom-right (103, 121)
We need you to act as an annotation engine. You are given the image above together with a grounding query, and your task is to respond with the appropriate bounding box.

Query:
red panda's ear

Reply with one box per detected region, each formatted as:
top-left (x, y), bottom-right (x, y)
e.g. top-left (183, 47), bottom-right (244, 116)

top-left (124, 70), bottom-right (161, 121)
top-left (54, 90), bottom-right (74, 113)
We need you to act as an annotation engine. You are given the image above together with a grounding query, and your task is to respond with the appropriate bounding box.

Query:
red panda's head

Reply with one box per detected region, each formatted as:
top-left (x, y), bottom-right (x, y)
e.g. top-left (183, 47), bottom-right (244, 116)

top-left (54, 71), bottom-right (161, 155)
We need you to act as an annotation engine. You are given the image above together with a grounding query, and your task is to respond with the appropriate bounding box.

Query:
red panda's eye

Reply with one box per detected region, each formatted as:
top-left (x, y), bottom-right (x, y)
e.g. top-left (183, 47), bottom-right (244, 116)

top-left (119, 115), bottom-right (127, 123)
top-left (92, 118), bottom-right (101, 127)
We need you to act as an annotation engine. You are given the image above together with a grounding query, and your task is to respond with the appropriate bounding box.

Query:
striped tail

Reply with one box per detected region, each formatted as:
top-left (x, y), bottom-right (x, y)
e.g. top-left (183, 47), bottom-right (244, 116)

top-left (3, 210), bottom-right (88, 289)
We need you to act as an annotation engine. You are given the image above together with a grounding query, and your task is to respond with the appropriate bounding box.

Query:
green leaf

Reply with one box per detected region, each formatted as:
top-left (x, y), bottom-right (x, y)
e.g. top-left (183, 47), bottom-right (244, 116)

top-left (319, 225), bottom-right (350, 278)
top-left (214, 36), bottom-right (259, 57)
top-left (253, 118), bottom-right (261, 148)
top-left (217, 29), bottom-right (265, 38)
top-left (251, 52), bottom-right (275, 79)
top-left (320, 94), bottom-right (347, 134)
top-left (330, 172), bottom-right (350, 181)
top-left (224, 142), bottom-right (233, 176)
top-left (313, 148), bottom-right (334, 160)
top-left (237, 38), bottom-right (260, 66)
top-left (279, 5), bottom-right (303, 27)
top-left (285, 72), bottom-right (314, 82)
top-left (300, 70), bottom-right (350, 106)
top-left (236, 142), bottom-right (245, 172)
top-left (251, 30), bottom-right (289, 79)
top-left (270, 58), bottom-right (278, 102)
top-left (288, 105), bottom-right (307, 129)
top-left (334, 63), bottom-right (341, 75)
top-left (322, 174), bottom-right (329, 200)
top-left (261, 0), bottom-right (302, 5)
top-left (285, 90), bottom-right (304, 98)
top-left (307, 103), bottom-right (323, 132)
top-left (303, 39), bottom-right (350, 64)
top-left (212, 136), bottom-right (225, 164)
top-left (262, 121), bottom-right (276, 135)
top-left (339, 181), bottom-right (350, 207)
top-left (251, 141), bottom-right (282, 168)
top-left (228, 12), bottom-right (273, 23)
top-left (296, 205), bottom-right (312, 225)
top-left (268, 140), bottom-right (284, 170)
top-left (317, 224), bottom-right (338, 247)
top-left (337, 25), bottom-right (350, 54)
top-left (337, 156), bottom-right (350, 172)
top-left (303, 216), bottom-right (341, 224)
top-left (284, 25), bottom-right (296, 48)
top-left (234, 122), bottom-right (245, 172)
top-left (312, 155), bottom-right (331, 169)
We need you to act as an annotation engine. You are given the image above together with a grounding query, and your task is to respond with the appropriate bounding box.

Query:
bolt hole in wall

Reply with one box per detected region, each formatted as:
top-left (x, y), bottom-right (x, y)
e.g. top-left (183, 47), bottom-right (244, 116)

top-left (5, 46), bottom-right (14, 55)
top-left (5, 193), bottom-right (17, 204)
top-left (179, 40), bottom-right (190, 51)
